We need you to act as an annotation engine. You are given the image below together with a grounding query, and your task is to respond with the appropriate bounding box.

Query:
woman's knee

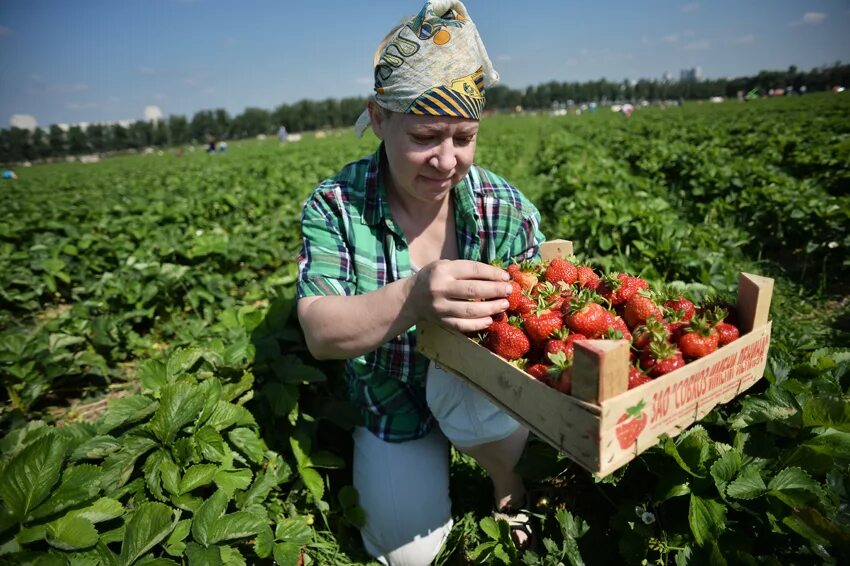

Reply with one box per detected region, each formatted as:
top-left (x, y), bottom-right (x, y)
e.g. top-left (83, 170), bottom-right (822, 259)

top-left (363, 519), bottom-right (453, 566)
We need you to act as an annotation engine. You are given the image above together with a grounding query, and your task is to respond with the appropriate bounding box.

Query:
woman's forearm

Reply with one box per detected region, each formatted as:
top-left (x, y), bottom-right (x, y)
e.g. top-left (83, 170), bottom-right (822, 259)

top-left (297, 276), bottom-right (419, 360)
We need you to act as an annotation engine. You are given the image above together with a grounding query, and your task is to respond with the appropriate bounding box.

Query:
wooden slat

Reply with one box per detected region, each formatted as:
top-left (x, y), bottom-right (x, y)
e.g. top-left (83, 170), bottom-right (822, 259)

top-left (597, 322), bottom-right (772, 476)
top-left (415, 243), bottom-right (776, 476)
top-left (540, 240), bottom-right (573, 261)
top-left (572, 340), bottom-right (630, 403)
top-left (416, 320), bottom-right (603, 470)
top-left (737, 273), bottom-right (774, 334)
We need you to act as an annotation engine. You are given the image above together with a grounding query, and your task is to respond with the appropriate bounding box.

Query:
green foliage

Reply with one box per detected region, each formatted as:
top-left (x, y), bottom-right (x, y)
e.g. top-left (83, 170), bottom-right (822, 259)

top-left (1, 94), bottom-right (849, 564)
top-left (0, 344), bottom-right (340, 563)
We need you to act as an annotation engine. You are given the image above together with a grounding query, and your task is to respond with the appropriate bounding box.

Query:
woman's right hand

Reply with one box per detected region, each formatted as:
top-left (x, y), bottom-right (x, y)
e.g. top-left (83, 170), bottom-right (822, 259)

top-left (409, 260), bottom-right (513, 334)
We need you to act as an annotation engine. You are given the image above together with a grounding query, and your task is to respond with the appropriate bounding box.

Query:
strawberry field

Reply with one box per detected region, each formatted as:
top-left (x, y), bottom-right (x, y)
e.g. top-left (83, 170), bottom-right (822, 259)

top-left (1, 93), bottom-right (849, 565)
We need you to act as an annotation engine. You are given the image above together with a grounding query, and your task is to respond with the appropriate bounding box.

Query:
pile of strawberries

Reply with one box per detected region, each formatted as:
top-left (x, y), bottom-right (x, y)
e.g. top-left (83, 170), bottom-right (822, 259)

top-left (478, 258), bottom-right (741, 396)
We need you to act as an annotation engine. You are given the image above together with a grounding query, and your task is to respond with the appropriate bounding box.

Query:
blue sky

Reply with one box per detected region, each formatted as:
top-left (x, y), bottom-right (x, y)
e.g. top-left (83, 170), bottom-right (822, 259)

top-left (1, 0), bottom-right (849, 128)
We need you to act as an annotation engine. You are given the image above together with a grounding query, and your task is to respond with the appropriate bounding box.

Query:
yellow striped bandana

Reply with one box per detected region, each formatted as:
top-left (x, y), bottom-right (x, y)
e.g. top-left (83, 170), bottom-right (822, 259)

top-left (354, 0), bottom-right (500, 137)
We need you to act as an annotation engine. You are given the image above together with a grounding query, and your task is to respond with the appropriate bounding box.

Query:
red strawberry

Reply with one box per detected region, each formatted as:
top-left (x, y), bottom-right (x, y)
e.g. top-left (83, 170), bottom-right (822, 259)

top-left (623, 291), bottom-right (662, 330)
top-left (509, 260), bottom-right (539, 291)
top-left (664, 308), bottom-right (690, 343)
top-left (678, 316), bottom-right (719, 359)
top-left (715, 321), bottom-right (740, 346)
top-left (605, 315), bottom-right (633, 342)
top-left (514, 292), bottom-right (536, 315)
top-left (505, 281), bottom-right (525, 313)
top-left (543, 327), bottom-right (570, 357)
top-left (628, 366), bottom-right (652, 389)
top-left (639, 340), bottom-right (686, 377)
top-left (544, 258), bottom-right (578, 286)
top-left (490, 311), bottom-right (507, 324)
top-left (632, 316), bottom-right (669, 350)
top-left (522, 299), bottom-right (563, 345)
top-left (544, 328), bottom-right (586, 360)
top-left (546, 350), bottom-right (573, 395)
top-left (598, 273), bottom-right (649, 306)
top-left (700, 300), bottom-right (739, 327)
top-left (615, 400), bottom-right (647, 449)
top-left (485, 319), bottom-right (530, 361)
top-left (704, 306), bottom-right (740, 346)
top-left (526, 362), bottom-right (553, 386)
top-left (576, 265), bottom-right (601, 290)
top-left (565, 332), bottom-right (588, 350)
top-left (530, 281), bottom-right (567, 310)
top-left (564, 290), bottom-right (610, 338)
top-left (664, 296), bottom-right (695, 322)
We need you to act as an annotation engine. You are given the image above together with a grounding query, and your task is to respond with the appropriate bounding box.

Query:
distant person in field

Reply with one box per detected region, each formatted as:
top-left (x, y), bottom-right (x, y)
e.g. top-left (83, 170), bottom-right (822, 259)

top-left (278, 125), bottom-right (288, 143)
top-left (622, 103), bottom-right (634, 118)
top-left (206, 134), bottom-right (217, 153)
top-left (2, 167), bottom-right (17, 180)
top-left (296, 1), bottom-right (543, 564)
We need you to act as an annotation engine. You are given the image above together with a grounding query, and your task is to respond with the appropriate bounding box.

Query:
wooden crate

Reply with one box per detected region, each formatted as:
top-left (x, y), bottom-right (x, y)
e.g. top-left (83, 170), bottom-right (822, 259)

top-left (416, 240), bottom-right (774, 476)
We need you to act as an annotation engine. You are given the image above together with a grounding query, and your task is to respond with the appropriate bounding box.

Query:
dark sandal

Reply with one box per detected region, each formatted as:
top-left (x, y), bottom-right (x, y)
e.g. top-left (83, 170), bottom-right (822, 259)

top-left (492, 503), bottom-right (535, 551)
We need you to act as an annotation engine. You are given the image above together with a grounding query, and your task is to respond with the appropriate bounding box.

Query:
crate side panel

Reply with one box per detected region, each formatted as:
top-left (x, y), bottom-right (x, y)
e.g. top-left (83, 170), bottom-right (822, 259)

top-left (417, 320), bottom-right (603, 471)
top-left (598, 322), bottom-right (772, 469)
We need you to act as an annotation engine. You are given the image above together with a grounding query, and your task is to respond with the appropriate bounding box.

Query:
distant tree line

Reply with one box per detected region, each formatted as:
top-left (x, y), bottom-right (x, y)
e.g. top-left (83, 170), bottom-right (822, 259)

top-left (1, 63), bottom-right (848, 164)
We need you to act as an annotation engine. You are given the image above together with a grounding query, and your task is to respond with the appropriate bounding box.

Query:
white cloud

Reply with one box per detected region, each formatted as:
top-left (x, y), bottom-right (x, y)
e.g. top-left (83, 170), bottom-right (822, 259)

top-left (681, 3), bottom-right (699, 13)
top-left (684, 39), bottom-right (711, 51)
top-left (734, 34), bottom-right (755, 45)
top-left (144, 105), bottom-right (163, 122)
top-left (0, 25), bottom-right (12, 37)
top-left (791, 12), bottom-right (827, 26)
top-left (661, 34), bottom-right (679, 44)
top-left (10, 114), bottom-right (37, 130)
top-left (640, 35), bottom-right (651, 45)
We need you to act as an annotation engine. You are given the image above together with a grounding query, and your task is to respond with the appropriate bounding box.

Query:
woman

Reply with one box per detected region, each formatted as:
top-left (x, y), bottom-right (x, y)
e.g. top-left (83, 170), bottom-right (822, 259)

top-left (296, 1), bottom-right (545, 564)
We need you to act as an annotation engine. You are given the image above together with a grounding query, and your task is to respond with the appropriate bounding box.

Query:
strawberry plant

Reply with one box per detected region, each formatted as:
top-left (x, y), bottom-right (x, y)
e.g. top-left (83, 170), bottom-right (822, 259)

top-left (1, 94), bottom-right (848, 564)
top-left (0, 342), bottom-right (359, 564)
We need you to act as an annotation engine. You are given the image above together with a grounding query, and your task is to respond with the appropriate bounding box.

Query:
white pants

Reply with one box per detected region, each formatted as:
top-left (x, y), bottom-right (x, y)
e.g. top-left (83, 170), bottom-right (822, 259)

top-left (425, 362), bottom-right (521, 448)
top-left (353, 364), bottom-right (522, 565)
top-left (354, 426), bottom-right (453, 566)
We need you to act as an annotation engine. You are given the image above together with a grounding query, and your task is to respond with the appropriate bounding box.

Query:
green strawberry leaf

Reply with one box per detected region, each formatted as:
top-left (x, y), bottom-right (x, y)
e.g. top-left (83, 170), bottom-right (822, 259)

top-left (726, 466), bottom-right (767, 500)
top-left (119, 502), bottom-right (181, 566)
top-left (0, 432), bottom-right (67, 519)
top-left (272, 542), bottom-right (302, 566)
top-left (688, 494), bottom-right (726, 547)
top-left (46, 515), bottom-right (99, 551)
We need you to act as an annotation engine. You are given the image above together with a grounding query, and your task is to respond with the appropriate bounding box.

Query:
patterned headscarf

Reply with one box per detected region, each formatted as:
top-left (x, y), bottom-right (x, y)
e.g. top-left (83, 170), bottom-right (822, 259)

top-left (354, 0), bottom-right (500, 137)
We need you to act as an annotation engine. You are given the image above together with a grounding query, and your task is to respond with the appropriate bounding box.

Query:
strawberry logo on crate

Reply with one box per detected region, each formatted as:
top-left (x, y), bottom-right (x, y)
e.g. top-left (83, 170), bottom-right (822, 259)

top-left (615, 400), bottom-right (647, 449)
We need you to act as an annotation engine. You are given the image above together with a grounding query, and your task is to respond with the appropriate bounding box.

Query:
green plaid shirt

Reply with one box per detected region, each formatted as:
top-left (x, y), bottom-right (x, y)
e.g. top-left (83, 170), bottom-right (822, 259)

top-left (297, 145), bottom-right (545, 442)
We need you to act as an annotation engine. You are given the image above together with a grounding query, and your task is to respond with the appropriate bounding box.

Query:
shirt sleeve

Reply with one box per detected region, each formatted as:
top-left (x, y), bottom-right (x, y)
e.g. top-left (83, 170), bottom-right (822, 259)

top-left (297, 185), bottom-right (357, 298)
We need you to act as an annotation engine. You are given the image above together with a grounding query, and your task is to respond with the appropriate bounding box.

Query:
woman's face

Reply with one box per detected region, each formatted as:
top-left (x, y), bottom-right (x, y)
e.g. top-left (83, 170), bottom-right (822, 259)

top-left (370, 105), bottom-right (479, 205)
